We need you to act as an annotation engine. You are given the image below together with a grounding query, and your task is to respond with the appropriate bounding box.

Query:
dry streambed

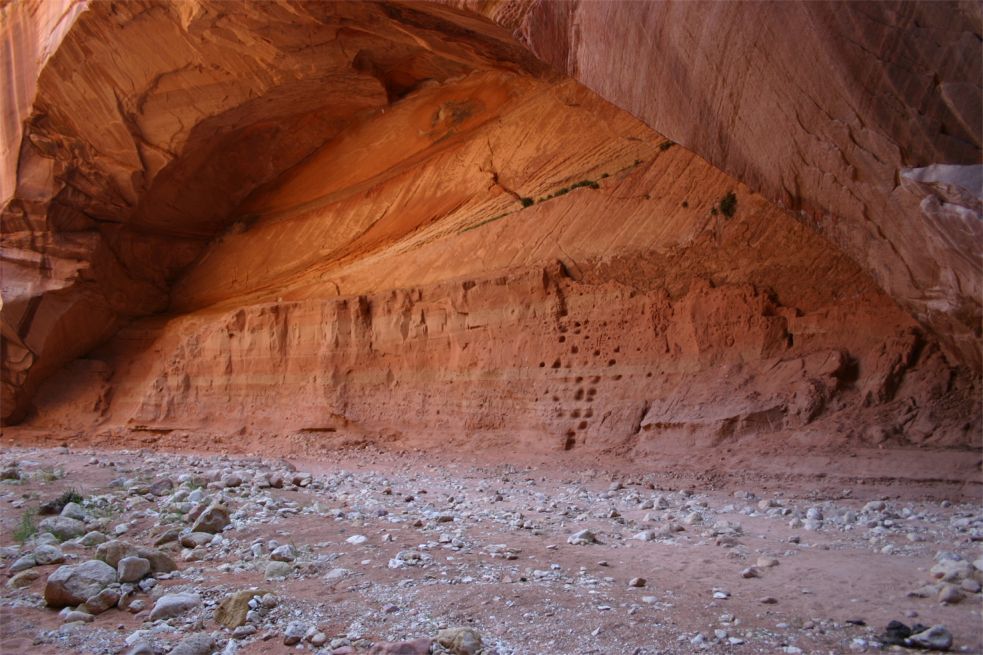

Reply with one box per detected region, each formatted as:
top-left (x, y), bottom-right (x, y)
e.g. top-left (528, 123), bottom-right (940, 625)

top-left (0, 446), bottom-right (980, 655)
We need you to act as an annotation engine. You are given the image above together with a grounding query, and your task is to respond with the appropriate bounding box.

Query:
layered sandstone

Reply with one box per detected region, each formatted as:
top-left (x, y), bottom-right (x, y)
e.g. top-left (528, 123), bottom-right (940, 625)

top-left (454, 0), bottom-right (983, 367)
top-left (1, 1), bottom-right (980, 461)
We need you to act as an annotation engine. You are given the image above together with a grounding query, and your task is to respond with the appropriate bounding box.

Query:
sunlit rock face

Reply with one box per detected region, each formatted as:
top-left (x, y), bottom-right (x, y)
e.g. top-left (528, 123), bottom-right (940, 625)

top-left (454, 0), bottom-right (983, 367)
top-left (1, 1), bottom-right (979, 455)
top-left (1, 0), bottom-right (551, 422)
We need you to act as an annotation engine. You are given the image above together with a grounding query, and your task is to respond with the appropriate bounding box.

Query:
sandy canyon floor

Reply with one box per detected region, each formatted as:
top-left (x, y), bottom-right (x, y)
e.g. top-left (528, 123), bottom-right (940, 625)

top-left (0, 444), bottom-right (980, 655)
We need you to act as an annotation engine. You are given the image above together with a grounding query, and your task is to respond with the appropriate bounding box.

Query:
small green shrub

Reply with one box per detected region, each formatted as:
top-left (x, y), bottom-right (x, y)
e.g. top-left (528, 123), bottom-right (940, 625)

top-left (555, 187), bottom-right (569, 196)
top-left (13, 509), bottom-right (37, 543)
top-left (520, 197), bottom-right (534, 208)
top-left (710, 207), bottom-right (719, 216)
top-left (719, 191), bottom-right (738, 218)
top-left (58, 488), bottom-right (83, 507)
top-left (659, 140), bottom-right (675, 151)
top-left (40, 488), bottom-right (83, 515)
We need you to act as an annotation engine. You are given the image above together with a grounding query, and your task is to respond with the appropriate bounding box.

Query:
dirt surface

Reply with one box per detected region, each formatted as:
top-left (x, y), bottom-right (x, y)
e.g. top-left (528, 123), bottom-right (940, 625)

top-left (0, 444), bottom-right (980, 655)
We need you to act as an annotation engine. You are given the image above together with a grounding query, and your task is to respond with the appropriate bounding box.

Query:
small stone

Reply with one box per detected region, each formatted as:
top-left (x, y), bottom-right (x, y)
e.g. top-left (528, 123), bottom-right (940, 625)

top-left (63, 610), bottom-right (94, 623)
top-left (756, 556), bottom-right (779, 568)
top-left (324, 567), bottom-right (349, 583)
top-left (283, 621), bottom-right (307, 645)
top-left (117, 556), bottom-right (151, 583)
top-left (931, 559), bottom-right (973, 582)
top-left (346, 534), bottom-right (369, 545)
top-left (232, 625), bottom-right (257, 639)
top-left (153, 528), bottom-right (180, 547)
top-left (7, 569), bottom-right (41, 588)
top-left (9, 554), bottom-right (35, 573)
top-left (436, 627), bottom-right (482, 655)
top-left (265, 561), bottom-right (292, 579)
top-left (59, 502), bottom-right (86, 521)
top-left (270, 544), bottom-right (297, 562)
top-left (83, 587), bottom-right (120, 614)
top-left (169, 634), bottom-right (215, 655)
top-left (741, 567), bottom-right (760, 579)
top-left (907, 625), bottom-right (953, 651)
top-left (190, 503), bottom-right (230, 534)
top-left (180, 532), bottom-right (213, 548)
top-left (959, 578), bottom-right (981, 593)
top-left (938, 584), bottom-right (964, 604)
top-left (567, 529), bottom-right (597, 545)
top-left (148, 478), bottom-right (174, 496)
top-left (215, 590), bottom-right (266, 628)
top-left (628, 577), bottom-right (646, 588)
top-left (369, 638), bottom-right (431, 655)
top-left (96, 540), bottom-right (176, 574)
top-left (37, 516), bottom-right (86, 541)
top-left (80, 531), bottom-right (108, 547)
top-left (148, 592), bottom-right (201, 621)
top-left (759, 597), bottom-right (778, 604)
top-left (221, 474), bottom-right (242, 488)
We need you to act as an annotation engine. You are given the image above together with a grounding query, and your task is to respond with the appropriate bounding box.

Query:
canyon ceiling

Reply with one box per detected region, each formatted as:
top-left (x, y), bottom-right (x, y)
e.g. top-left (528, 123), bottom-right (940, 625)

top-left (1, 1), bottom-right (980, 456)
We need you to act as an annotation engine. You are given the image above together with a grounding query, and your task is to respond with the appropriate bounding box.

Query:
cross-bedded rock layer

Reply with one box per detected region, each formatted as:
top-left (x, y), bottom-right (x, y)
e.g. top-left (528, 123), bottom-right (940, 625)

top-left (1, 1), bottom-right (979, 460)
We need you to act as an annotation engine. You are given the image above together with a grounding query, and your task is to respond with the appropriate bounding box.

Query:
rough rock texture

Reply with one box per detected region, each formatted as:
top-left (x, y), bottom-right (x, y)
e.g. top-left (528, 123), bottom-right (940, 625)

top-left (454, 0), bottom-right (983, 367)
top-left (1, 0), bottom-right (550, 423)
top-left (1, 1), bottom-right (980, 462)
top-left (43, 559), bottom-right (117, 608)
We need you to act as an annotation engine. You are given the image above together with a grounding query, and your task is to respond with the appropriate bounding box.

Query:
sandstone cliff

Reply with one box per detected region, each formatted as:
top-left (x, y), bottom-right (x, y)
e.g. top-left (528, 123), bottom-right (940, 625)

top-left (1, 1), bottom-right (979, 461)
top-left (454, 0), bottom-right (983, 367)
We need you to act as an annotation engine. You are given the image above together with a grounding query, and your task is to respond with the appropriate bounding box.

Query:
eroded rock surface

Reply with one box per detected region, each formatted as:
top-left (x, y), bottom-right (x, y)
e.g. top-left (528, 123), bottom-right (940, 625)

top-left (1, 0), bottom-right (979, 460)
top-left (457, 0), bottom-right (983, 366)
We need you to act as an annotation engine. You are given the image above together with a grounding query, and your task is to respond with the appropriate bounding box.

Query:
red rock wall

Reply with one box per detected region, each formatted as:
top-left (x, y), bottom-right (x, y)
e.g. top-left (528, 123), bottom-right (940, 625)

top-left (2, 1), bottom-right (980, 457)
top-left (451, 0), bottom-right (983, 367)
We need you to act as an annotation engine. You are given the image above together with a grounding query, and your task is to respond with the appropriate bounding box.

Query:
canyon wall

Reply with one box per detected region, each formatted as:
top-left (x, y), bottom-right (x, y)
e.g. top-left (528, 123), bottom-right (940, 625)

top-left (1, 1), bottom-right (979, 459)
top-left (456, 0), bottom-right (983, 368)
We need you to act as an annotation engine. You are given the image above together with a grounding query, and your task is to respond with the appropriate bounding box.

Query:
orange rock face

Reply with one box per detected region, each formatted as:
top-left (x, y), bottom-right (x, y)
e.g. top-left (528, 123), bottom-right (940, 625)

top-left (1, 1), bottom-right (979, 457)
top-left (456, 0), bottom-right (983, 367)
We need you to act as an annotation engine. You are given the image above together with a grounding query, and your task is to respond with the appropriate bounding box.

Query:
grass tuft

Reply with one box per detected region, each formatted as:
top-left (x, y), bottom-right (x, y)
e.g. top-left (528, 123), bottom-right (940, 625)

top-left (13, 508), bottom-right (37, 543)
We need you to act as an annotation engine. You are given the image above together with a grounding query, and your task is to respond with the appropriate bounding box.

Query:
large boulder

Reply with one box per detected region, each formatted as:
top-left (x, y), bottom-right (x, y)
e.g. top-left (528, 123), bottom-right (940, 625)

top-left (44, 559), bottom-right (117, 607)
